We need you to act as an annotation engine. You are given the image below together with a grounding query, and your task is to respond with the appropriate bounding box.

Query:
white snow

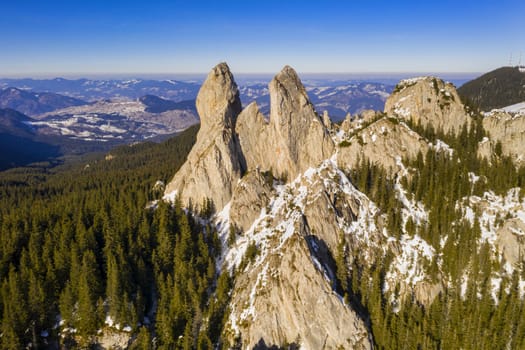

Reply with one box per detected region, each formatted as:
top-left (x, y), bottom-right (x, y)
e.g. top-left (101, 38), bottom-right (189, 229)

top-left (105, 315), bottom-right (115, 327)
top-left (468, 172), bottom-right (480, 184)
top-left (464, 188), bottom-right (525, 246)
top-left (384, 234), bottom-right (435, 293)
top-left (502, 101), bottom-right (525, 115)
top-left (394, 157), bottom-right (429, 229)
top-left (162, 189), bottom-right (178, 203)
top-left (431, 139), bottom-right (454, 156)
top-left (394, 106), bottom-right (411, 118)
top-left (491, 277), bottom-right (502, 302)
top-left (239, 263), bottom-right (268, 322)
top-left (397, 77), bottom-right (427, 88)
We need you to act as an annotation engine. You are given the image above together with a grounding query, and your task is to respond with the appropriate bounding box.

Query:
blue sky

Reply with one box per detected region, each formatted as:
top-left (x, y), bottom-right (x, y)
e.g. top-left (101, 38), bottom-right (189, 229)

top-left (0, 0), bottom-right (523, 76)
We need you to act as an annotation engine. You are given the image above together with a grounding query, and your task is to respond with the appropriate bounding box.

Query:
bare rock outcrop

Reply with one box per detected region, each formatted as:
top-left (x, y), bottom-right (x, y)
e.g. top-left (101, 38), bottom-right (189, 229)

top-left (385, 77), bottom-right (471, 135)
top-left (478, 110), bottom-right (525, 165)
top-left (229, 169), bottom-right (273, 233)
top-left (337, 117), bottom-right (429, 173)
top-left (236, 66), bottom-right (334, 180)
top-left (225, 161), bottom-right (377, 349)
top-left (164, 63), bottom-right (244, 210)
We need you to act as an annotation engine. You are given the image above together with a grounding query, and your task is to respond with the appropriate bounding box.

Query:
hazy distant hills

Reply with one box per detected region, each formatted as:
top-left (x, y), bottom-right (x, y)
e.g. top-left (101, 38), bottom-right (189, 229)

top-left (0, 87), bottom-right (87, 116)
top-left (0, 78), bottom-right (201, 102)
top-left (458, 66), bottom-right (525, 111)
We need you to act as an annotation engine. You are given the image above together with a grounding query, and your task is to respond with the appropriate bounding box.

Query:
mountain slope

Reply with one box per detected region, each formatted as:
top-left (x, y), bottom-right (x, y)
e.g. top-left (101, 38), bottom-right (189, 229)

top-left (0, 109), bottom-right (60, 170)
top-left (458, 66), bottom-right (525, 111)
top-left (165, 63), bottom-right (525, 349)
top-left (0, 87), bottom-right (88, 116)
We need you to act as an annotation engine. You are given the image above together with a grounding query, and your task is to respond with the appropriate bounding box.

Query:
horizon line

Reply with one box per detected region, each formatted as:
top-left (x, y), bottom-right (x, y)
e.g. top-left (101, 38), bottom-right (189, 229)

top-left (0, 70), bottom-right (485, 80)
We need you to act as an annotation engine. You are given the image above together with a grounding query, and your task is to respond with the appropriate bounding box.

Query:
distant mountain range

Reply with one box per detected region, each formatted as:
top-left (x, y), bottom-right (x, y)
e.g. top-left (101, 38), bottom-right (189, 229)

top-left (0, 77), bottom-right (396, 121)
top-left (0, 78), bottom-right (201, 102)
top-left (0, 71), bottom-right (495, 171)
top-left (458, 66), bottom-right (525, 111)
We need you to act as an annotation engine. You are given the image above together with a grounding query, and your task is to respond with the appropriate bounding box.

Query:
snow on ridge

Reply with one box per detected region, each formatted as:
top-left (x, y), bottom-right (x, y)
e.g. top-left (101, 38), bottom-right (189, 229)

top-left (219, 158), bottom-right (382, 272)
top-left (397, 76), bottom-right (428, 87)
top-left (463, 188), bottom-right (525, 246)
top-left (239, 262), bottom-right (268, 322)
top-left (384, 234), bottom-right (435, 293)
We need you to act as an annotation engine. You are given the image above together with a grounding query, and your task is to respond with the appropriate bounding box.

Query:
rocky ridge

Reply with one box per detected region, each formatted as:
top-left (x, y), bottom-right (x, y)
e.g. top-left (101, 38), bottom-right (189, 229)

top-left (164, 63), bottom-right (525, 349)
top-left (384, 76), bottom-right (470, 135)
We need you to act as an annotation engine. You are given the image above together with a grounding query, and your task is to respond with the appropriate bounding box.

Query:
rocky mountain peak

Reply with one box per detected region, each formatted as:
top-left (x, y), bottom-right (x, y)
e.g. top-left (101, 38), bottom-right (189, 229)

top-left (269, 65), bottom-right (313, 129)
top-left (164, 63), bottom-right (244, 211)
top-left (384, 76), bottom-right (471, 134)
top-left (195, 62), bottom-right (242, 131)
top-left (235, 65), bottom-right (334, 180)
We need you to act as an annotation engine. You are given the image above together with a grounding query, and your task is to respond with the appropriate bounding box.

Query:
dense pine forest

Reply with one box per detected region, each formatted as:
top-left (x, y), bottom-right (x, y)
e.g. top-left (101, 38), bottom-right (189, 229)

top-left (0, 125), bottom-right (231, 349)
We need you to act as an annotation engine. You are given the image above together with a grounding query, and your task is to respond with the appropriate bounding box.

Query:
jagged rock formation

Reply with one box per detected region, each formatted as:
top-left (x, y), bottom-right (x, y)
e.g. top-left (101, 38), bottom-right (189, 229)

top-left (385, 77), bottom-right (470, 134)
top-left (337, 117), bottom-right (430, 173)
top-left (478, 110), bottom-right (525, 165)
top-left (166, 64), bottom-right (522, 348)
top-left (166, 64), bottom-right (372, 348)
top-left (164, 63), bottom-right (244, 210)
top-left (464, 189), bottom-right (525, 267)
top-left (224, 161), bottom-right (377, 349)
top-left (236, 66), bottom-right (334, 180)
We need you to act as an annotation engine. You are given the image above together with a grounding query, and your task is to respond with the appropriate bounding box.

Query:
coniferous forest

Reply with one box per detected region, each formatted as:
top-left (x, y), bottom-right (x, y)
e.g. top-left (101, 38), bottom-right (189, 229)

top-left (1, 110), bottom-right (525, 349)
top-left (1, 125), bottom-right (230, 349)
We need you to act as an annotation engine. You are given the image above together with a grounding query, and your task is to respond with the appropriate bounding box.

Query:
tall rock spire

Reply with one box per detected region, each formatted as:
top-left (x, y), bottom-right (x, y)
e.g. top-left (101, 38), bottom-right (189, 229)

top-left (196, 62), bottom-right (242, 131)
top-left (164, 62), bottom-right (244, 211)
top-left (236, 65), bottom-right (334, 180)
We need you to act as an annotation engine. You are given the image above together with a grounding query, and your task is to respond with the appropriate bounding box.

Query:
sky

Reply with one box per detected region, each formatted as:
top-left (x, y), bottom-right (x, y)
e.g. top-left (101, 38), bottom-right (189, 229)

top-left (0, 0), bottom-right (524, 77)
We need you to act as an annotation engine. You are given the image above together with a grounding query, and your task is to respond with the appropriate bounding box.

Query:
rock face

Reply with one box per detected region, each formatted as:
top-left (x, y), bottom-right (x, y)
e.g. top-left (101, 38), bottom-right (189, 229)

top-left (229, 169), bottom-right (273, 234)
top-left (164, 63), bottom-right (244, 210)
top-left (165, 64), bottom-right (334, 211)
top-left (225, 161), bottom-right (377, 349)
top-left (385, 77), bottom-right (470, 135)
top-left (337, 117), bottom-right (429, 173)
top-left (166, 64), bottom-right (494, 348)
top-left (236, 66), bottom-right (334, 180)
top-left (478, 110), bottom-right (525, 165)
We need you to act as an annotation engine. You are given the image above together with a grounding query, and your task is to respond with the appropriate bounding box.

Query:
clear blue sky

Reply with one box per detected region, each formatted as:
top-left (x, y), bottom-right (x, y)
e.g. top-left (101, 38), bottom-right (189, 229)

top-left (0, 0), bottom-right (523, 76)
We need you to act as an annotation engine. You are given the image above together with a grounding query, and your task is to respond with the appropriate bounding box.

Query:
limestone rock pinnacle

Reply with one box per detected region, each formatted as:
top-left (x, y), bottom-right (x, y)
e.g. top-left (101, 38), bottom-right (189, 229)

top-left (164, 63), bottom-right (243, 211)
top-left (236, 65), bottom-right (334, 180)
top-left (196, 62), bottom-right (242, 131)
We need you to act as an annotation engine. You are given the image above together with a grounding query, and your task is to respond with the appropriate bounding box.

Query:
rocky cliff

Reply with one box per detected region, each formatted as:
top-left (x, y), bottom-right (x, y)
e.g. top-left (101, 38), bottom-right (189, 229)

top-left (164, 63), bottom-right (244, 210)
top-left (478, 110), bottom-right (525, 165)
top-left (384, 76), bottom-right (470, 135)
top-left (236, 66), bottom-right (334, 180)
top-left (222, 160), bottom-right (377, 349)
top-left (163, 63), bottom-right (525, 349)
top-left (166, 64), bottom-right (371, 348)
